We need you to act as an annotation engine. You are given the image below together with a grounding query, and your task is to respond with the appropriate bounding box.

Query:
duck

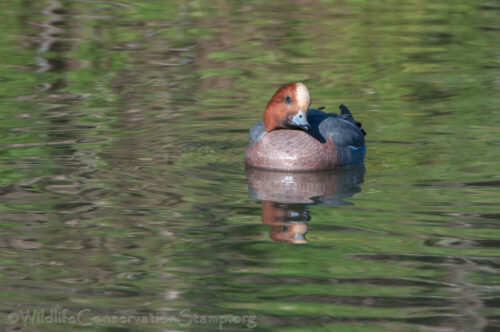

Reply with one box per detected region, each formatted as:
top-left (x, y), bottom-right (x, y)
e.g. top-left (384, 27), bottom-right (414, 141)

top-left (244, 82), bottom-right (366, 171)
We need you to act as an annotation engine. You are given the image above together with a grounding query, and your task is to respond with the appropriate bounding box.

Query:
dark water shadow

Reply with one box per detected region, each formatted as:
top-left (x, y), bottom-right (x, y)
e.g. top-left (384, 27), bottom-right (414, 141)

top-left (246, 165), bottom-right (365, 243)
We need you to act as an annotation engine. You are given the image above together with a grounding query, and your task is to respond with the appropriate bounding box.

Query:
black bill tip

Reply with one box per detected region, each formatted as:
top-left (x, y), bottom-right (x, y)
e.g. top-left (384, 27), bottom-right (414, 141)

top-left (300, 124), bottom-right (311, 132)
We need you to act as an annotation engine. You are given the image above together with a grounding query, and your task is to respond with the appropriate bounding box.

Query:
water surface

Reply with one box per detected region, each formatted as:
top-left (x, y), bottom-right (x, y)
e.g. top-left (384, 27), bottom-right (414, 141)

top-left (0, 0), bottom-right (499, 331)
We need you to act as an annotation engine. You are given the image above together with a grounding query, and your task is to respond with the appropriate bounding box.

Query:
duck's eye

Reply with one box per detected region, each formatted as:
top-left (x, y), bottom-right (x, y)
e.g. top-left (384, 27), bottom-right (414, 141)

top-left (284, 96), bottom-right (292, 104)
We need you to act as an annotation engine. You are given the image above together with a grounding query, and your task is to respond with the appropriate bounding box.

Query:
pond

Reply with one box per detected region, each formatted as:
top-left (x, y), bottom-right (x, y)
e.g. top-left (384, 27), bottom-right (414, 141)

top-left (0, 0), bottom-right (499, 331)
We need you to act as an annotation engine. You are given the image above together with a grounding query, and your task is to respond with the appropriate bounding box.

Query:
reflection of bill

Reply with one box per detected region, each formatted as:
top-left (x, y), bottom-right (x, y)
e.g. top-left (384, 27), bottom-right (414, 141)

top-left (247, 165), bottom-right (365, 243)
top-left (262, 201), bottom-right (310, 243)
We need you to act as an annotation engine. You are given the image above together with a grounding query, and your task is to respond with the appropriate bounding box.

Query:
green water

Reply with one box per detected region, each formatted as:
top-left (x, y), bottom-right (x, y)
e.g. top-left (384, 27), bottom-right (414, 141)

top-left (0, 0), bottom-right (499, 331)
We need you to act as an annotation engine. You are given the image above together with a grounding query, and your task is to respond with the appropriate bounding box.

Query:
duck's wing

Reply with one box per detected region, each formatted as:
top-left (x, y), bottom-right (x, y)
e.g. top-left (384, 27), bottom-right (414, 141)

top-left (308, 105), bottom-right (366, 166)
top-left (249, 121), bottom-right (266, 143)
top-left (339, 104), bottom-right (367, 136)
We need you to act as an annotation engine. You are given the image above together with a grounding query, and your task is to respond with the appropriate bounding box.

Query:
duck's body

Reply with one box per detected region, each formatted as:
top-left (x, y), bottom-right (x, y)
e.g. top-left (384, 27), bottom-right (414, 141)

top-left (244, 83), bottom-right (366, 171)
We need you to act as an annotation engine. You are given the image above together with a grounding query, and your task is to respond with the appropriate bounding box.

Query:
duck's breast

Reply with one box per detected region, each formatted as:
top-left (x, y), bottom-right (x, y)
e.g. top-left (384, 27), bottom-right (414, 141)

top-left (245, 129), bottom-right (338, 171)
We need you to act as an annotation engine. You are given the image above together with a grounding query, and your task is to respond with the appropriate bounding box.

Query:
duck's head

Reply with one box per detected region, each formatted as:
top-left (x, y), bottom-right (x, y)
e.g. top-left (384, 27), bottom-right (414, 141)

top-left (263, 82), bottom-right (311, 132)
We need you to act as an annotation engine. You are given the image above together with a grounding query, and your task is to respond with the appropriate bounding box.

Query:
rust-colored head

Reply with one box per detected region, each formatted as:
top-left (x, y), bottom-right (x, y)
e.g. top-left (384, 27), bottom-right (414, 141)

top-left (263, 82), bottom-right (311, 132)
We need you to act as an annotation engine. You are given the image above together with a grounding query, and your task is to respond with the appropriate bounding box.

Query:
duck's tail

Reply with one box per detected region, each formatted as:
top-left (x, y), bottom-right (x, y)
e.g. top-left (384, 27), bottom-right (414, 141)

top-left (339, 104), bottom-right (366, 136)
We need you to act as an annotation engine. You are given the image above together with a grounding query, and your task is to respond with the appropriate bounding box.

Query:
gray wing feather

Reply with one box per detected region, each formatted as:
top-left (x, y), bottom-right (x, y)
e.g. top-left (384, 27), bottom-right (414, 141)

top-left (249, 121), bottom-right (266, 143)
top-left (308, 107), bottom-right (366, 167)
top-left (319, 117), bottom-right (365, 166)
top-left (319, 117), bottom-right (365, 148)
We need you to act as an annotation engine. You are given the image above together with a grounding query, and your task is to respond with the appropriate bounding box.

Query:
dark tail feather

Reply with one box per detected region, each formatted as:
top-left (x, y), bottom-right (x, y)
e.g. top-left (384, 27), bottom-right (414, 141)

top-left (339, 104), bottom-right (351, 115)
top-left (340, 104), bottom-right (367, 136)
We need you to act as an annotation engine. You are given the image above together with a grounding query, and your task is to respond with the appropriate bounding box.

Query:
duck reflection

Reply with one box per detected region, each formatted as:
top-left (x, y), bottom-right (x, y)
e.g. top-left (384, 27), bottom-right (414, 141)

top-left (246, 165), bottom-right (365, 244)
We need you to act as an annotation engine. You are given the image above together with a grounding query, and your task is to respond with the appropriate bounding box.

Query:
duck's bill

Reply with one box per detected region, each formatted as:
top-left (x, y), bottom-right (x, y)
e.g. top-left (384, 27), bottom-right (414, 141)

top-left (296, 123), bottom-right (311, 131)
top-left (292, 110), bottom-right (311, 131)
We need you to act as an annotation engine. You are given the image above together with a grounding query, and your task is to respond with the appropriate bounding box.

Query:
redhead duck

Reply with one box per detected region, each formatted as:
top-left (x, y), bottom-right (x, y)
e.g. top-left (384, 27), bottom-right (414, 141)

top-left (244, 83), bottom-right (366, 171)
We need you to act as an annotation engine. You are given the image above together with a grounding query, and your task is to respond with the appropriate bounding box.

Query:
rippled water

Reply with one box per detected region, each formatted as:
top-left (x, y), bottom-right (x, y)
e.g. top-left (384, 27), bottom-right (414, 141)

top-left (0, 0), bottom-right (499, 331)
